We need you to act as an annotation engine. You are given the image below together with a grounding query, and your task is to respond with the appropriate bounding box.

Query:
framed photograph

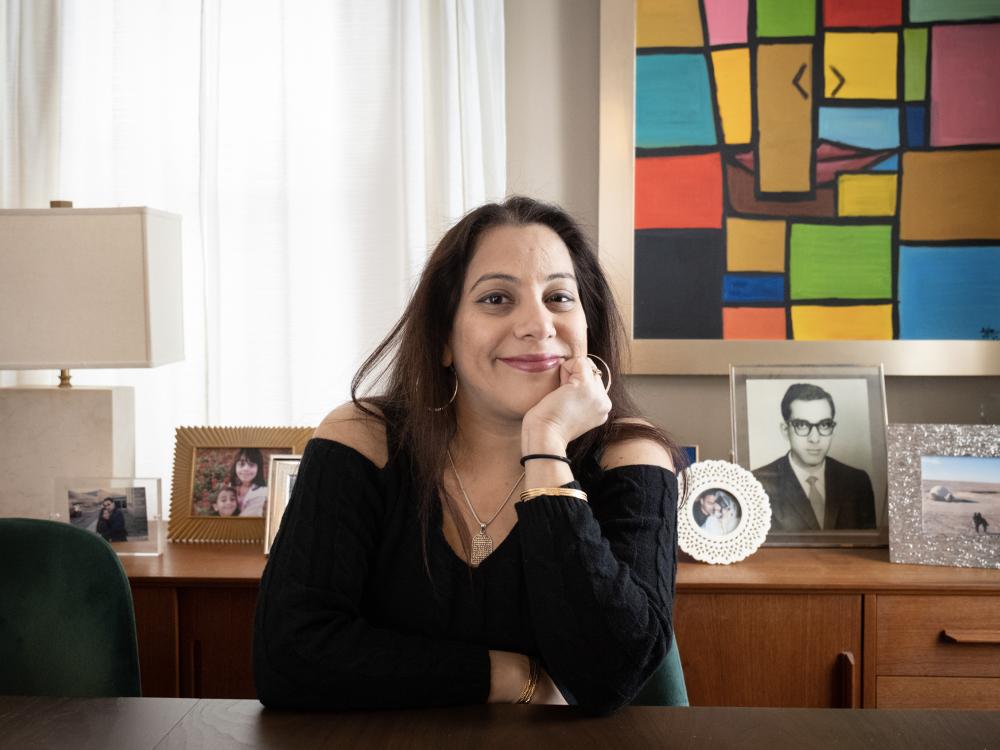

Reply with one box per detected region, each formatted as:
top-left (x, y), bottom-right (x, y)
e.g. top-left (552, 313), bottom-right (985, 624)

top-left (52, 477), bottom-right (162, 556)
top-left (888, 424), bottom-right (1000, 570)
top-left (681, 445), bottom-right (700, 466)
top-left (265, 454), bottom-right (301, 555)
top-left (598, 0), bottom-right (1000, 376)
top-left (167, 427), bottom-right (313, 543)
top-left (678, 460), bottom-right (771, 564)
top-left (731, 364), bottom-right (888, 546)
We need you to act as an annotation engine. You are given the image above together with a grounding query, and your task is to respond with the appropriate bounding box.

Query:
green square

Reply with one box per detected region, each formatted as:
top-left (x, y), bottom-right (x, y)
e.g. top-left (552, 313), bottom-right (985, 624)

top-left (904, 28), bottom-right (928, 101)
top-left (790, 225), bottom-right (892, 299)
top-left (756, 0), bottom-right (815, 38)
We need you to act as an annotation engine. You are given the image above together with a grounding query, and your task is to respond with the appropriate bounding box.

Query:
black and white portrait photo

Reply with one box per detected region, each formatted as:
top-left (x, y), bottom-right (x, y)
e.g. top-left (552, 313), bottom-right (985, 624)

top-left (732, 366), bottom-right (888, 542)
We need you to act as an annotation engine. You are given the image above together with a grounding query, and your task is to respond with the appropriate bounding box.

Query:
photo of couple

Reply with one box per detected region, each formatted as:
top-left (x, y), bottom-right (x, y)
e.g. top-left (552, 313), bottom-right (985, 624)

top-left (67, 487), bottom-right (150, 542)
top-left (692, 488), bottom-right (742, 538)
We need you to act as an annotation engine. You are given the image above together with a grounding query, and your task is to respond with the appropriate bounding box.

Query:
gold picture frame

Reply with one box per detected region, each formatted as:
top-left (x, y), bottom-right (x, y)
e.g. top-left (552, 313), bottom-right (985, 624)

top-left (264, 454), bottom-right (302, 555)
top-left (598, 0), bottom-right (1000, 375)
top-left (167, 426), bottom-right (313, 543)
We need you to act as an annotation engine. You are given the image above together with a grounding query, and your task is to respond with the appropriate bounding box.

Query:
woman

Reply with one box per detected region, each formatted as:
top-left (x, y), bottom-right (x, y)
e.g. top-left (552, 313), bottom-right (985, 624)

top-left (229, 448), bottom-right (268, 516)
top-left (253, 197), bottom-right (683, 714)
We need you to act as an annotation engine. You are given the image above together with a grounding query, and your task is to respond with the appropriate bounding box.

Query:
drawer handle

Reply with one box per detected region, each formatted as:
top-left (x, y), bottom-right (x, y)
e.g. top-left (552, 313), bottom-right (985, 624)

top-left (941, 629), bottom-right (1000, 645)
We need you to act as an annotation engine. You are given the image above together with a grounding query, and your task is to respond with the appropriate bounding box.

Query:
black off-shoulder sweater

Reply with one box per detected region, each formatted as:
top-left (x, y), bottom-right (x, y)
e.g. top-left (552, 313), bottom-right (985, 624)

top-left (253, 434), bottom-right (677, 715)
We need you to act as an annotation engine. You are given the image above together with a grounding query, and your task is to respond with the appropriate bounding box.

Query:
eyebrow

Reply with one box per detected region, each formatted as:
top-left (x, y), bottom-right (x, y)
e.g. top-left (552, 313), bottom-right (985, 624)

top-left (469, 272), bottom-right (576, 292)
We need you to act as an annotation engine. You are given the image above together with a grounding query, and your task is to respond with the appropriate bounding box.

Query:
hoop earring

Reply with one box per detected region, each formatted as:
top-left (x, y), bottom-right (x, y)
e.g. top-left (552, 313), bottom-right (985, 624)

top-left (430, 368), bottom-right (459, 412)
top-left (587, 354), bottom-right (612, 394)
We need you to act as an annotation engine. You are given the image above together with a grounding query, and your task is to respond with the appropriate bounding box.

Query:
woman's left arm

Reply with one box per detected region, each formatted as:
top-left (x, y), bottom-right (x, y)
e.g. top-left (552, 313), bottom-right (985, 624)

top-left (515, 438), bottom-right (677, 716)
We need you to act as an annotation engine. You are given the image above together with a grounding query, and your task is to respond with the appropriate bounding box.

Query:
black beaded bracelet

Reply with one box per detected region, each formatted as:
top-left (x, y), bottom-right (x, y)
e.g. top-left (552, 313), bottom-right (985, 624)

top-left (519, 453), bottom-right (571, 466)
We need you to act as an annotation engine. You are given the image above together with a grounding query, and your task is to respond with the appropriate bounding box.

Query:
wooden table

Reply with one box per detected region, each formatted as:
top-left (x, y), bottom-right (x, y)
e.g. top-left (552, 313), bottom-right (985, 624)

top-left (1, 696), bottom-right (998, 749)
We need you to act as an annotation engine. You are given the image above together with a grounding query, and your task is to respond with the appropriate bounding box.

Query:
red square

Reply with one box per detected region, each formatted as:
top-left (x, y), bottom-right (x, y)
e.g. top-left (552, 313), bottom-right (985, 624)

top-left (823, 0), bottom-right (902, 27)
top-left (635, 153), bottom-right (723, 229)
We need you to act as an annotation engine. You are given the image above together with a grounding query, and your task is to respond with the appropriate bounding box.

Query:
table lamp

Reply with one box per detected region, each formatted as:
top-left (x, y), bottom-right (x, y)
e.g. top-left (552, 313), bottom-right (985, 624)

top-left (0, 204), bottom-right (184, 519)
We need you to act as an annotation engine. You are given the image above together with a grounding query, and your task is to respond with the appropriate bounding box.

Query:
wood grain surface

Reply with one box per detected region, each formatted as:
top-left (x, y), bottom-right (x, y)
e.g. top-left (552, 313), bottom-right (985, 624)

top-left (1, 697), bottom-right (998, 749)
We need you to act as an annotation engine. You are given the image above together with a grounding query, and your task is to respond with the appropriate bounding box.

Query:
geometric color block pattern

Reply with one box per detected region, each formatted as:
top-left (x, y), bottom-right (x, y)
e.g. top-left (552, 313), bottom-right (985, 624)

top-left (634, 4), bottom-right (1000, 340)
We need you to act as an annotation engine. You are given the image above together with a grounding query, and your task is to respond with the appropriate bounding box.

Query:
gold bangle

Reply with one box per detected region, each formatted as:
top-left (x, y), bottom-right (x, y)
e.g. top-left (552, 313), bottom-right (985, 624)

top-left (519, 487), bottom-right (588, 503)
top-left (515, 657), bottom-right (540, 704)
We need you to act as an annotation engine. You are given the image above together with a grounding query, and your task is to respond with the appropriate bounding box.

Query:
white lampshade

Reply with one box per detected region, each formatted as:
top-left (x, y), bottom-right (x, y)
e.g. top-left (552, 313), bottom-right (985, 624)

top-left (0, 206), bottom-right (184, 369)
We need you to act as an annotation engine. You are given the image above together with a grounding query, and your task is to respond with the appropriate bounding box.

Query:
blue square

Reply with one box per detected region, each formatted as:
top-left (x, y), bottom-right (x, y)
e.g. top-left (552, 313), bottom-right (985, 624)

top-left (636, 54), bottom-right (717, 148)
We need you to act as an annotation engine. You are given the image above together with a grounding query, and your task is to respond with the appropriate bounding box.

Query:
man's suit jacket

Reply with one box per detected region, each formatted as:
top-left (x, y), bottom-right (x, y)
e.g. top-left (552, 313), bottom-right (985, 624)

top-left (752, 454), bottom-right (876, 532)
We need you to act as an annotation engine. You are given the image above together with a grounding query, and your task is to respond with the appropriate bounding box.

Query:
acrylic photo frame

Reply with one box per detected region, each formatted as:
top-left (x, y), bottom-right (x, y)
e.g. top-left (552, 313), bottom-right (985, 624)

top-left (731, 364), bottom-right (888, 547)
top-left (53, 477), bottom-right (162, 556)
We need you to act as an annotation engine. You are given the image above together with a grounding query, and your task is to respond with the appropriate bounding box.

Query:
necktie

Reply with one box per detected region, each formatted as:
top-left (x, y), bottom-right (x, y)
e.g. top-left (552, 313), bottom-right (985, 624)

top-left (806, 475), bottom-right (824, 529)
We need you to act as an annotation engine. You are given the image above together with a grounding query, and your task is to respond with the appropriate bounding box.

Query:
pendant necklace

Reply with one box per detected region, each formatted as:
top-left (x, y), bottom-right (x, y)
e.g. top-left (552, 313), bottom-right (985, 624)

top-left (447, 450), bottom-right (524, 567)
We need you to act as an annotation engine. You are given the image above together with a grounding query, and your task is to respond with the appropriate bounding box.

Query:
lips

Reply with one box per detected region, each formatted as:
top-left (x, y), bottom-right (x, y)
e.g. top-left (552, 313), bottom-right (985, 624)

top-left (499, 355), bottom-right (564, 373)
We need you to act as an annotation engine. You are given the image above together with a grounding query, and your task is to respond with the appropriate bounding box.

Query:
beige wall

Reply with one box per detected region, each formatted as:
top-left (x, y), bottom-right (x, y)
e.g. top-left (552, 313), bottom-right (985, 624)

top-left (505, 0), bottom-right (1000, 459)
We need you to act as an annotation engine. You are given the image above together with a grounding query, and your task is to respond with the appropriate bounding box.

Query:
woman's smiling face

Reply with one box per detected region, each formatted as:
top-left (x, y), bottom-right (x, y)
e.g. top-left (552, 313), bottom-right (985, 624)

top-left (443, 223), bottom-right (588, 422)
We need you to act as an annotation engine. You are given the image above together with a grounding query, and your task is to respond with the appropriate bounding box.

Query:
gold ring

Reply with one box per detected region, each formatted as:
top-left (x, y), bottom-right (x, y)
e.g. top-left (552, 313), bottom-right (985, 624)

top-left (587, 354), bottom-right (612, 394)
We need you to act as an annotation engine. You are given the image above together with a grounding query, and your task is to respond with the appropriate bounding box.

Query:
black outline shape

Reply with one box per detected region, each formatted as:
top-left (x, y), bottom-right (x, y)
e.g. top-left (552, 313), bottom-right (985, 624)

top-left (829, 65), bottom-right (846, 97)
top-left (793, 63), bottom-right (810, 99)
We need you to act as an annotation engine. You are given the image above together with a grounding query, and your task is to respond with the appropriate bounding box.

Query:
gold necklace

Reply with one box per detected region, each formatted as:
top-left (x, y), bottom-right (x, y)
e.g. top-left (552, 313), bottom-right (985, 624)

top-left (447, 450), bottom-right (524, 567)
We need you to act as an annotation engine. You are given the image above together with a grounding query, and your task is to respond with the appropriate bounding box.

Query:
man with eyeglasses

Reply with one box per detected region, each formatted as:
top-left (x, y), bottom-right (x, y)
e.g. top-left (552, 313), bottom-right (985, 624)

top-left (753, 383), bottom-right (875, 531)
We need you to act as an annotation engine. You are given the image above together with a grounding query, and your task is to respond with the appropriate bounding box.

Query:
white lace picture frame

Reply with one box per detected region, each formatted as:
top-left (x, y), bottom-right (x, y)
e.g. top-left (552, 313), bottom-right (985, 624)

top-left (678, 460), bottom-right (772, 565)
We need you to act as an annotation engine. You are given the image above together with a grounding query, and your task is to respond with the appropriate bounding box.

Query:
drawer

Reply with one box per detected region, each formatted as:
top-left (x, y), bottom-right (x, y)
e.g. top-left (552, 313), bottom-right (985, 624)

top-left (876, 676), bottom-right (1000, 709)
top-left (877, 595), bottom-right (1000, 677)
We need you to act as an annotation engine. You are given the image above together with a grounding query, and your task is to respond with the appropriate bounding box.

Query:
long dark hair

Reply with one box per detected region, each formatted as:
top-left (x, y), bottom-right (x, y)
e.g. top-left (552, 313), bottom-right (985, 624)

top-left (351, 196), bottom-right (684, 565)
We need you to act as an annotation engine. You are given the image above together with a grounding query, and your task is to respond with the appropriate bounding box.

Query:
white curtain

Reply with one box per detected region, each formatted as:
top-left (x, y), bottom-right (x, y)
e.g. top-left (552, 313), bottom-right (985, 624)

top-left (1, 0), bottom-right (506, 498)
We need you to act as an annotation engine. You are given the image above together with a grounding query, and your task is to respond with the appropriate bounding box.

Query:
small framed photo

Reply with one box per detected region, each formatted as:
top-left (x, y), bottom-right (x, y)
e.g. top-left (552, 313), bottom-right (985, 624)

top-left (731, 364), bottom-right (888, 547)
top-left (265, 454), bottom-right (301, 555)
top-left (678, 460), bottom-right (772, 565)
top-left (167, 427), bottom-right (313, 543)
top-left (681, 445), bottom-right (700, 467)
top-left (888, 424), bottom-right (1000, 570)
top-left (52, 477), bottom-right (162, 556)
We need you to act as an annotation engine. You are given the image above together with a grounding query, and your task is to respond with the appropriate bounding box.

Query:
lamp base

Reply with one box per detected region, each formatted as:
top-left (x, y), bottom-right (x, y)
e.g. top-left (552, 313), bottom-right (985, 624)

top-left (0, 386), bottom-right (135, 519)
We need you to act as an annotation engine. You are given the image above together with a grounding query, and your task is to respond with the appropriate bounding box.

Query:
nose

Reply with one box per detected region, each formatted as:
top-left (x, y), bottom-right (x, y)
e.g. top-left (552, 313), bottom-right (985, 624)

top-left (513, 297), bottom-right (556, 340)
top-left (807, 426), bottom-right (821, 443)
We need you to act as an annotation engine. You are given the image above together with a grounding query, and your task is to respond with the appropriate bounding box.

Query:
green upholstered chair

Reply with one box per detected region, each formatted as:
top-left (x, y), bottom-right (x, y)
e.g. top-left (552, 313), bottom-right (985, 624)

top-left (631, 633), bottom-right (688, 706)
top-left (0, 518), bottom-right (141, 697)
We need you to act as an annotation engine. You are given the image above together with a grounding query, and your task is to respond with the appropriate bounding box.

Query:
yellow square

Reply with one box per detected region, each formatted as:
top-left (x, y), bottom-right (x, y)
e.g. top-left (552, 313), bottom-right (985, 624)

top-left (711, 48), bottom-right (751, 144)
top-left (637, 0), bottom-right (704, 47)
top-left (824, 33), bottom-right (897, 100)
top-left (727, 217), bottom-right (786, 272)
top-left (838, 173), bottom-right (898, 216)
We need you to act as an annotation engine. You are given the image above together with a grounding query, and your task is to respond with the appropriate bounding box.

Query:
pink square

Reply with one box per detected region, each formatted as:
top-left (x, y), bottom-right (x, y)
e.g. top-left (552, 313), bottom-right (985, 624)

top-left (930, 24), bottom-right (1000, 146)
top-left (705, 0), bottom-right (748, 46)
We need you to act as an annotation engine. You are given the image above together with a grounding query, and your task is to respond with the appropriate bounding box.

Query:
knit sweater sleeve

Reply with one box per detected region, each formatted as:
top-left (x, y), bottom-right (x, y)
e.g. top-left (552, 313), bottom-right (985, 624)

top-left (514, 464), bottom-right (677, 715)
top-left (253, 438), bottom-right (491, 709)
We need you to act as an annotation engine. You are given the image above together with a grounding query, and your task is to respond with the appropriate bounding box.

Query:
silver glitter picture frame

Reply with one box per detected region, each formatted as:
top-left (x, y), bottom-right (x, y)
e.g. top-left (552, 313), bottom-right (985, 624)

top-left (888, 424), bottom-right (1000, 570)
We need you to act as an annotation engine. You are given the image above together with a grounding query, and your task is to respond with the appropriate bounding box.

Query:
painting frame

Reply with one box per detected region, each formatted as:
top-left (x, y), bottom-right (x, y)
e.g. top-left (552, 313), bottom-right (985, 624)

top-left (731, 364), bottom-right (888, 547)
top-left (264, 454), bottom-right (302, 555)
top-left (888, 423), bottom-right (1000, 570)
top-left (677, 460), bottom-right (771, 564)
top-left (597, 0), bottom-right (1000, 375)
top-left (167, 426), bottom-right (313, 543)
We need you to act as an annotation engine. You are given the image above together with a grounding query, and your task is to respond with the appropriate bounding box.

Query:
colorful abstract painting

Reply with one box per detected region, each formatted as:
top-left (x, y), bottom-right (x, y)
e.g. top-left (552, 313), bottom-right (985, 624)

top-left (633, 0), bottom-right (1000, 341)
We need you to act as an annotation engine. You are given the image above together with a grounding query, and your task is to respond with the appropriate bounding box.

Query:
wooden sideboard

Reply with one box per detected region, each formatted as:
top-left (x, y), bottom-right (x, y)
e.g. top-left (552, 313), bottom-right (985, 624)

top-left (121, 546), bottom-right (1000, 708)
